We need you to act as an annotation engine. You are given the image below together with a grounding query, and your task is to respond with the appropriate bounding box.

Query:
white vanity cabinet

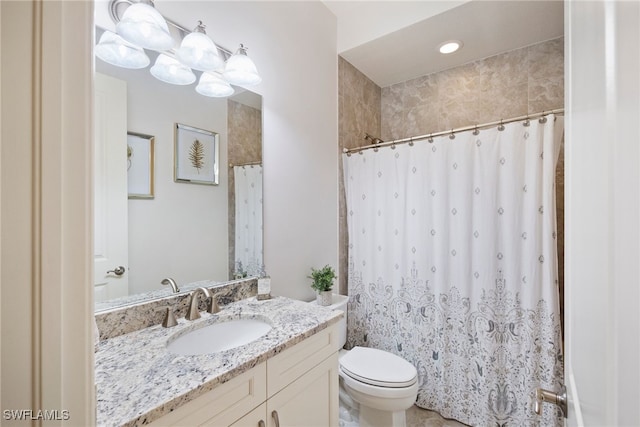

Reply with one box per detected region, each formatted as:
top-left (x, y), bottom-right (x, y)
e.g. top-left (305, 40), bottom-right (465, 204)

top-left (149, 324), bottom-right (338, 427)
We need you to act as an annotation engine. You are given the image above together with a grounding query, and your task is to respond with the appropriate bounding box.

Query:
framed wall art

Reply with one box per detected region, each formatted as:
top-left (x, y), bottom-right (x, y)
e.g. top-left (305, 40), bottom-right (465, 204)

top-left (174, 123), bottom-right (219, 185)
top-left (127, 132), bottom-right (155, 199)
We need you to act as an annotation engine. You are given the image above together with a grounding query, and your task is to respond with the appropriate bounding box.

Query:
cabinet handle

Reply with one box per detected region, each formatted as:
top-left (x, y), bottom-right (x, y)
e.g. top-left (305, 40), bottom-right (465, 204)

top-left (271, 410), bottom-right (280, 427)
top-left (258, 421), bottom-right (265, 427)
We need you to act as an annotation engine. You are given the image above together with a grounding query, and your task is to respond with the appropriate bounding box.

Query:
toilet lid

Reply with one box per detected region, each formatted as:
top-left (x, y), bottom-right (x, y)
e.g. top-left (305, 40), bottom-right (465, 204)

top-left (340, 346), bottom-right (417, 388)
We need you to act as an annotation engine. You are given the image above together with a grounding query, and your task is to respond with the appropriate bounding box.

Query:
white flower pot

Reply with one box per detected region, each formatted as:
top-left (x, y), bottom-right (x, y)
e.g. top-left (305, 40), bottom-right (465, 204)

top-left (317, 290), bottom-right (333, 306)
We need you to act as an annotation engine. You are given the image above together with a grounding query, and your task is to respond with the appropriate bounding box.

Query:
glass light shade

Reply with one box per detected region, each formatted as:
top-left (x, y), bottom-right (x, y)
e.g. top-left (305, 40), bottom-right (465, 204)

top-left (176, 31), bottom-right (224, 72)
top-left (196, 72), bottom-right (234, 97)
top-left (223, 45), bottom-right (262, 86)
top-left (150, 54), bottom-right (196, 85)
top-left (116, 2), bottom-right (174, 51)
top-left (95, 31), bottom-right (150, 69)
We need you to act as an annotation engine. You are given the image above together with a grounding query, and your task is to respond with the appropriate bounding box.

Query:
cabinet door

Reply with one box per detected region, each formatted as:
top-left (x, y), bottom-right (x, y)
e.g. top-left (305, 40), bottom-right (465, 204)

top-left (267, 324), bottom-right (337, 397)
top-left (230, 403), bottom-right (267, 427)
top-left (267, 353), bottom-right (338, 427)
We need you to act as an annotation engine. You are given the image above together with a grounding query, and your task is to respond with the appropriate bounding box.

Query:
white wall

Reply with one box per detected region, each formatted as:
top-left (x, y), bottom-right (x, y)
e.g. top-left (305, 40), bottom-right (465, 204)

top-left (96, 63), bottom-right (230, 295)
top-left (159, 1), bottom-right (339, 301)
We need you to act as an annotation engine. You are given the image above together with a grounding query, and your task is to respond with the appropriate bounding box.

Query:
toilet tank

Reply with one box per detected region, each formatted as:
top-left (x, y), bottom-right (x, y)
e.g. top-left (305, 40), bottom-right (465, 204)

top-left (310, 293), bottom-right (348, 350)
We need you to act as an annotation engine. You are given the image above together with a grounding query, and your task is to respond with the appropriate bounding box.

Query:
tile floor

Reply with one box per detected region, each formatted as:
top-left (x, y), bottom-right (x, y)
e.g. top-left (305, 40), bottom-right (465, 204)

top-left (406, 405), bottom-right (469, 427)
top-left (340, 402), bottom-right (468, 427)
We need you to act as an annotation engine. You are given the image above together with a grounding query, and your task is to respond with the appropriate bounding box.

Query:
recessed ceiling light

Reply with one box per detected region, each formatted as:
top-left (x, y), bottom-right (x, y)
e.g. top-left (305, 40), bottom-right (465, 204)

top-left (438, 40), bottom-right (463, 54)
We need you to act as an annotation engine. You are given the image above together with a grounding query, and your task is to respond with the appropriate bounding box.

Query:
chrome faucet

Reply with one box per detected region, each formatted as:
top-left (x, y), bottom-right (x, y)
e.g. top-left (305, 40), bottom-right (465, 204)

top-left (161, 278), bottom-right (180, 293)
top-left (186, 287), bottom-right (220, 320)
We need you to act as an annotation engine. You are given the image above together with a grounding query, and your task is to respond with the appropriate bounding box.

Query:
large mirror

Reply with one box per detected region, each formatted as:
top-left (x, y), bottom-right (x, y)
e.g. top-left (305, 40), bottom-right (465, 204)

top-left (93, 21), bottom-right (263, 311)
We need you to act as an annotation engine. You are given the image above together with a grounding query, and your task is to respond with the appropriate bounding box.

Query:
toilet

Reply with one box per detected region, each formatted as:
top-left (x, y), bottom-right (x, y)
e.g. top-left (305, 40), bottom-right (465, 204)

top-left (312, 294), bottom-right (419, 427)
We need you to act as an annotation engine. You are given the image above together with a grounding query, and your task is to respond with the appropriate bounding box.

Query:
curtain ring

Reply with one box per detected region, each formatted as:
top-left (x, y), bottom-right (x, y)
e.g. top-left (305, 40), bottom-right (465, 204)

top-left (498, 120), bottom-right (505, 131)
top-left (390, 143), bottom-right (396, 150)
top-left (428, 134), bottom-right (434, 143)
top-left (449, 129), bottom-right (455, 140)
top-left (523, 116), bottom-right (530, 127)
top-left (357, 150), bottom-right (363, 155)
top-left (539, 111), bottom-right (547, 123)
top-left (373, 147), bottom-right (379, 152)
top-left (472, 125), bottom-right (479, 136)
top-left (408, 137), bottom-right (414, 147)
top-left (346, 152), bottom-right (352, 157)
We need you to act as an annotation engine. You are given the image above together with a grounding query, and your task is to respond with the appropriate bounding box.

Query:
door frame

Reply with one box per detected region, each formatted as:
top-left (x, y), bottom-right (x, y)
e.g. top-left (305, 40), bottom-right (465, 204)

top-left (564, 1), bottom-right (640, 425)
top-left (0, 1), bottom-right (94, 423)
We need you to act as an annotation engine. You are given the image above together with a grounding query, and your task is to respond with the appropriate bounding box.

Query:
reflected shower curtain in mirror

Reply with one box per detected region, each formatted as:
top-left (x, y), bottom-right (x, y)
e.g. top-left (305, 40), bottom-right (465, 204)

top-left (234, 165), bottom-right (263, 277)
top-left (343, 115), bottom-right (564, 426)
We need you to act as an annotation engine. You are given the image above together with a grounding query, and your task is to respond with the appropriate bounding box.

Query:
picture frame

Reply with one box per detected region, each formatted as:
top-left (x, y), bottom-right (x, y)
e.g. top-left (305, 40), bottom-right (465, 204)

top-left (174, 123), bottom-right (219, 185)
top-left (127, 132), bottom-right (155, 199)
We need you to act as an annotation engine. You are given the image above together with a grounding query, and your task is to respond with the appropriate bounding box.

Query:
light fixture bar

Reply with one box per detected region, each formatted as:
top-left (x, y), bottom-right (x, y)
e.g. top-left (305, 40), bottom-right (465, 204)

top-left (107, 0), bottom-right (232, 60)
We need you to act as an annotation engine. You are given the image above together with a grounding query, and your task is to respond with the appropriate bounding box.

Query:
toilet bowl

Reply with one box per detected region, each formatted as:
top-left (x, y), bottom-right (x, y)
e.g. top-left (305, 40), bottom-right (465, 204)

top-left (311, 294), bottom-right (419, 427)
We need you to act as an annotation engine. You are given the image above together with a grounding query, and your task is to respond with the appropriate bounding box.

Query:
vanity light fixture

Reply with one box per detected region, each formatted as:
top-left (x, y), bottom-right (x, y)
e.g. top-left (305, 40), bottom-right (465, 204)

top-left (97, 0), bottom-right (262, 97)
top-left (116, 0), bottom-right (174, 51)
top-left (438, 40), bottom-right (463, 54)
top-left (95, 30), bottom-right (150, 69)
top-left (223, 44), bottom-right (262, 86)
top-left (150, 53), bottom-right (196, 85)
top-left (196, 72), bottom-right (235, 97)
top-left (176, 21), bottom-right (224, 72)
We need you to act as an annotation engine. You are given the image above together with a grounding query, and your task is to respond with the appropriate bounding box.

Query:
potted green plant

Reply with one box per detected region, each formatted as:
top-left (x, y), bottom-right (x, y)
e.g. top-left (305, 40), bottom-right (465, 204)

top-left (308, 265), bottom-right (336, 306)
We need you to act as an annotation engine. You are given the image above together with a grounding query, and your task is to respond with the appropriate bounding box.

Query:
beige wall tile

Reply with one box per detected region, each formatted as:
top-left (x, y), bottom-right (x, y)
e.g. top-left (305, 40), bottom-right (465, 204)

top-left (528, 37), bottom-right (564, 83)
top-left (382, 37), bottom-right (564, 135)
top-left (528, 78), bottom-right (564, 113)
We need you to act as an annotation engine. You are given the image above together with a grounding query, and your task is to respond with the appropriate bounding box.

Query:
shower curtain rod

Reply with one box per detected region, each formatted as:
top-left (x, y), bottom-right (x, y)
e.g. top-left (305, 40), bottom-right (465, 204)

top-left (229, 160), bottom-right (262, 168)
top-left (343, 108), bottom-right (564, 155)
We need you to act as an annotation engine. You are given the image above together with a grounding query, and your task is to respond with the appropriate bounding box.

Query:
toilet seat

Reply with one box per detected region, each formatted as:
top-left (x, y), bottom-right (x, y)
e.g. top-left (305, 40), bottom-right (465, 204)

top-left (339, 346), bottom-right (417, 388)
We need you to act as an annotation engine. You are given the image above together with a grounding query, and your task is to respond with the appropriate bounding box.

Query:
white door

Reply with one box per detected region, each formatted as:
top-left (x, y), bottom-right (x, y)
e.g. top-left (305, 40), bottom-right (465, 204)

top-left (564, 1), bottom-right (640, 425)
top-left (94, 72), bottom-right (129, 302)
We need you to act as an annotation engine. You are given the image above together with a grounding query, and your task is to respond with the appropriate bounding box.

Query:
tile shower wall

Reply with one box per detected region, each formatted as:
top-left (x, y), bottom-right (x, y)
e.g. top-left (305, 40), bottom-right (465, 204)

top-left (339, 38), bottom-right (564, 319)
top-left (381, 37), bottom-right (564, 139)
top-left (228, 100), bottom-right (263, 277)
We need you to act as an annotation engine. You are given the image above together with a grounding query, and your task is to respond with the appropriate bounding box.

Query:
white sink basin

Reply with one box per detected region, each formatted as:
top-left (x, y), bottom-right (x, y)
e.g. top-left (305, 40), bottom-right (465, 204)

top-left (167, 318), bottom-right (272, 355)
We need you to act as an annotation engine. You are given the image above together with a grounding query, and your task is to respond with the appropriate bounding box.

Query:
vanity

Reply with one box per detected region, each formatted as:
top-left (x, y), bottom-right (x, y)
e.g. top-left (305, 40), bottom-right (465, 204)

top-left (95, 296), bottom-right (342, 427)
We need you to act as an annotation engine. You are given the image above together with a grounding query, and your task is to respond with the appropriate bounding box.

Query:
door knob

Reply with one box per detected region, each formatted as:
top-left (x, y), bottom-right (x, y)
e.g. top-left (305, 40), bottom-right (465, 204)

top-left (534, 385), bottom-right (567, 417)
top-left (106, 266), bottom-right (126, 276)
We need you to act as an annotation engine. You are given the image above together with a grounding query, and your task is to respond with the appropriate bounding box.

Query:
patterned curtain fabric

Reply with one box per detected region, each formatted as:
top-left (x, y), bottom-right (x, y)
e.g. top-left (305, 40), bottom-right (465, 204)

top-left (234, 165), bottom-right (263, 277)
top-left (343, 116), bottom-right (564, 426)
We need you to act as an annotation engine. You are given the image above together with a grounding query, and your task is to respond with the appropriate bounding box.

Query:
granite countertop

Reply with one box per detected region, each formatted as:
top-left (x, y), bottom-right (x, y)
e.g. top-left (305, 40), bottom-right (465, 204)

top-left (95, 296), bottom-right (342, 427)
top-left (94, 279), bottom-right (227, 313)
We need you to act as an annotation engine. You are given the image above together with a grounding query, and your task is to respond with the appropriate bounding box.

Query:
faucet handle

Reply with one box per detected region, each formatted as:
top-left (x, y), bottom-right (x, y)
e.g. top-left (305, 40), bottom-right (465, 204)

top-left (208, 294), bottom-right (220, 314)
top-left (158, 306), bottom-right (178, 328)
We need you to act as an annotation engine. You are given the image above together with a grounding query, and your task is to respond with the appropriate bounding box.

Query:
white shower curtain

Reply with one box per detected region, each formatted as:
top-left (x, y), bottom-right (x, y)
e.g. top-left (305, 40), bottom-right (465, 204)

top-left (234, 165), bottom-right (263, 277)
top-left (343, 115), bottom-right (564, 426)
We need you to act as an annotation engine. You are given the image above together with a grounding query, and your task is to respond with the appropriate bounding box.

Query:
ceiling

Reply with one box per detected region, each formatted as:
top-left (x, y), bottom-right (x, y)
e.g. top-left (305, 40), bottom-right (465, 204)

top-left (323, 0), bottom-right (564, 87)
